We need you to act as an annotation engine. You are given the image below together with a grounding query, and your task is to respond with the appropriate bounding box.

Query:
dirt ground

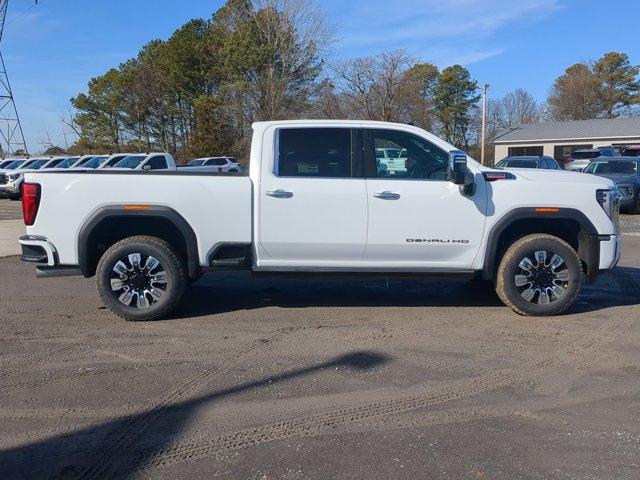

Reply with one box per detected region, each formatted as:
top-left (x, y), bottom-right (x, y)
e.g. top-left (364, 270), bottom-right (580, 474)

top-left (1, 199), bottom-right (639, 479)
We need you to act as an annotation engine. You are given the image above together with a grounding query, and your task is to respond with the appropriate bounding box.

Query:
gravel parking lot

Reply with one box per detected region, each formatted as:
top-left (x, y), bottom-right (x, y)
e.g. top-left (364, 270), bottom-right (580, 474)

top-left (1, 198), bottom-right (639, 479)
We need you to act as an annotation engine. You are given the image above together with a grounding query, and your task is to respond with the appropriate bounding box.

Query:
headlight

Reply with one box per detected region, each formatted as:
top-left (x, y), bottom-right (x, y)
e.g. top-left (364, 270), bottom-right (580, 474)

top-left (616, 184), bottom-right (635, 197)
top-left (596, 188), bottom-right (620, 220)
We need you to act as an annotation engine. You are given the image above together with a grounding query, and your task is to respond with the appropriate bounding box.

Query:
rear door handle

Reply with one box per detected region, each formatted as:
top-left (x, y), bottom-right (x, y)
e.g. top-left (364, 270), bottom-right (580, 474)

top-left (374, 191), bottom-right (400, 200)
top-left (266, 189), bottom-right (294, 199)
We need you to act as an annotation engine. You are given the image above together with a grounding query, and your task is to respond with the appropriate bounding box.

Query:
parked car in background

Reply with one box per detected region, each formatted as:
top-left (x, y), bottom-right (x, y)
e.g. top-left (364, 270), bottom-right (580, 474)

top-left (0, 158), bottom-right (22, 169)
top-left (73, 155), bottom-right (109, 169)
top-left (584, 157), bottom-right (640, 213)
top-left (375, 147), bottom-right (407, 175)
top-left (98, 153), bottom-right (137, 169)
top-left (621, 145), bottom-right (640, 157)
top-left (495, 156), bottom-right (561, 170)
top-left (111, 153), bottom-right (176, 171)
top-left (0, 157), bottom-right (59, 199)
top-left (183, 156), bottom-right (242, 173)
top-left (564, 147), bottom-right (618, 171)
top-left (53, 156), bottom-right (81, 169)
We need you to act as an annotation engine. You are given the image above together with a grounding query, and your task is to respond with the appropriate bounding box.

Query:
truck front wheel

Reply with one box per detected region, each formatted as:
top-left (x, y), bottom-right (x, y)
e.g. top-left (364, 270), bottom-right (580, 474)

top-left (96, 236), bottom-right (187, 321)
top-left (495, 234), bottom-right (582, 316)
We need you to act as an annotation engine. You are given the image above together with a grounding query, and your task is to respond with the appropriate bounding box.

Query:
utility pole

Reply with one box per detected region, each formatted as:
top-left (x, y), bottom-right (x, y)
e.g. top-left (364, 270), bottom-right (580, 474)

top-left (0, 0), bottom-right (29, 157)
top-left (480, 83), bottom-right (489, 165)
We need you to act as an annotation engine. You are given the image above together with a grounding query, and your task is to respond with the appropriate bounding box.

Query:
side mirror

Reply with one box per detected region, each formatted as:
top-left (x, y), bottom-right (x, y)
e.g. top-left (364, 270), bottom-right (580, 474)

top-left (448, 150), bottom-right (475, 196)
top-left (142, 164), bottom-right (151, 171)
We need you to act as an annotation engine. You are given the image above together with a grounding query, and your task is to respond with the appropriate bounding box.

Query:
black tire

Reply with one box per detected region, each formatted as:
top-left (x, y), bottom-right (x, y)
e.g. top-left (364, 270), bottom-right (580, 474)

top-left (229, 169), bottom-right (238, 173)
top-left (96, 236), bottom-right (187, 321)
top-left (632, 195), bottom-right (640, 215)
top-left (495, 234), bottom-right (582, 316)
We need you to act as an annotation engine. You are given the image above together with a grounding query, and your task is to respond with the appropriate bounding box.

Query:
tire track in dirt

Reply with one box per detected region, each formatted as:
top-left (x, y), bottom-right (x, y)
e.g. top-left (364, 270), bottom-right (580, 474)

top-left (0, 344), bottom-right (85, 381)
top-left (70, 323), bottom-right (307, 480)
top-left (125, 314), bottom-right (634, 474)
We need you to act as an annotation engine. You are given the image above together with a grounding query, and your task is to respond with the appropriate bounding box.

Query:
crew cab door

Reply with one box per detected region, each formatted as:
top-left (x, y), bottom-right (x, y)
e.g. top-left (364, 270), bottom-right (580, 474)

top-left (363, 128), bottom-right (487, 269)
top-left (257, 126), bottom-right (367, 266)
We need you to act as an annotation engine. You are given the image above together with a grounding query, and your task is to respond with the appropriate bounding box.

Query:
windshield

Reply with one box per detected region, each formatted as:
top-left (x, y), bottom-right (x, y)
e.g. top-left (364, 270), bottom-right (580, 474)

top-left (113, 155), bottom-right (146, 169)
top-left (27, 159), bottom-right (50, 170)
top-left (75, 157), bottom-right (96, 167)
top-left (56, 157), bottom-right (79, 168)
top-left (585, 161), bottom-right (638, 174)
top-left (19, 160), bottom-right (39, 169)
top-left (187, 159), bottom-right (206, 166)
top-left (571, 151), bottom-right (599, 160)
top-left (80, 156), bottom-right (107, 169)
top-left (3, 160), bottom-right (24, 170)
top-left (102, 156), bottom-right (126, 168)
top-left (497, 159), bottom-right (539, 168)
top-left (44, 159), bottom-right (64, 169)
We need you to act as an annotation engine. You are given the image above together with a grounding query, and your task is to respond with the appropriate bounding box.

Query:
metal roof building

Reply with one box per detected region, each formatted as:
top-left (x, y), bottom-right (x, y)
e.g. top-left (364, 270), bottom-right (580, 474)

top-left (492, 117), bottom-right (640, 162)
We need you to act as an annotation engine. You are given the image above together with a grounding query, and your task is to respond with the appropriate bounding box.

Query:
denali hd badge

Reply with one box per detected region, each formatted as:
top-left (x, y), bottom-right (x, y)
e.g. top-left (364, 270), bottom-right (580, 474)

top-left (407, 239), bottom-right (470, 244)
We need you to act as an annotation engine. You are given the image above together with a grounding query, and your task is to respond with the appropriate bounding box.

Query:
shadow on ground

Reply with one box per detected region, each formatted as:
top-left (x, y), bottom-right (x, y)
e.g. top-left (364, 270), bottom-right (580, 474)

top-left (0, 351), bottom-right (389, 479)
top-left (168, 266), bottom-right (640, 320)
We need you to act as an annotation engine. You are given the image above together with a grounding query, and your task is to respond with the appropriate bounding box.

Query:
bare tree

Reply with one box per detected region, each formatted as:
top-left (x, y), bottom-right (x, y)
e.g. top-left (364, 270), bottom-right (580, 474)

top-left (501, 89), bottom-right (541, 126)
top-left (332, 49), bottom-right (414, 122)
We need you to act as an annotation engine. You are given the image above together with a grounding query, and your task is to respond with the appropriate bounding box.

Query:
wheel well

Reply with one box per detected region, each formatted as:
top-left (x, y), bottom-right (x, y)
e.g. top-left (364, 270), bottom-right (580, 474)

top-left (487, 217), bottom-right (591, 279)
top-left (83, 216), bottom-right (193, 278)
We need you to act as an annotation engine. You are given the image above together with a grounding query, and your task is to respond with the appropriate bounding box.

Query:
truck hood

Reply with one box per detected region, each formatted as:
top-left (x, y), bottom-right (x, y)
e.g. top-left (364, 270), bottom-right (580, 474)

top-left (505, 168), bottom-right (615, 188)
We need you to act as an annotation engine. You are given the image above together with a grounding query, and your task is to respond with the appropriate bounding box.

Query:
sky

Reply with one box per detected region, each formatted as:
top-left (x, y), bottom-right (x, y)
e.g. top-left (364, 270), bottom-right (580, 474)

top-left (2, 0), bottom-right (639, 153)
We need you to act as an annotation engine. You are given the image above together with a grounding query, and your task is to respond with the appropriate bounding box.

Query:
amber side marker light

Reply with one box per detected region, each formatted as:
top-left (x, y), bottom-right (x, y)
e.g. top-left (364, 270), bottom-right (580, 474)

top-left (123, 205), bottom-right (150, 211)
top-left (534, 207), bottom-right (560, 213)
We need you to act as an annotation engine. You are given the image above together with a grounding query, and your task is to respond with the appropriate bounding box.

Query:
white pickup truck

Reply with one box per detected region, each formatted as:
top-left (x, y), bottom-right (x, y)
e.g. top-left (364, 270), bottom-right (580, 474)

top-left (19, 120), bottom-right (621, 320)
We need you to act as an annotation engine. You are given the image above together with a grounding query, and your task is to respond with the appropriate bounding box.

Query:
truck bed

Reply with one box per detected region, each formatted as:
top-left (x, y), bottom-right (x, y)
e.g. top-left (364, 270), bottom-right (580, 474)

top-left (24, 170), bottom-right (252, 267)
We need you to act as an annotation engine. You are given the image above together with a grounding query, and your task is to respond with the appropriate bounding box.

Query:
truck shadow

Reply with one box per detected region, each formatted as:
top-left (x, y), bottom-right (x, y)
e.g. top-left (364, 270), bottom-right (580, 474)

top-left (0, 351), bottom-right (389, 479)
top-left (171, 266), bottom-right (640, 319)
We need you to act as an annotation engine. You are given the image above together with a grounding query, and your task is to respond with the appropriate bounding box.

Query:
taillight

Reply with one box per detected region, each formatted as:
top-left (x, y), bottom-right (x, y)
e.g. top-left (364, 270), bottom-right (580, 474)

top-left (21, 182), bottom-right (41, 226)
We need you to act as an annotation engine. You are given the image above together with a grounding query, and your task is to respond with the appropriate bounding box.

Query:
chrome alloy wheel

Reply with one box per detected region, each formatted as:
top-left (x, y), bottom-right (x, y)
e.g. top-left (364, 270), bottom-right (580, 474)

top-left (109, 253), bottom-right (167, 308)
top-left (514, 250), bottom-right (570, 304)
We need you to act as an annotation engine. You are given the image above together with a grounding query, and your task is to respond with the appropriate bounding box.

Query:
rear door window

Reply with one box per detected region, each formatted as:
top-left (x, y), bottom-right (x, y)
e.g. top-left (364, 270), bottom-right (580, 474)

top-left (275, 128), bottom-right (356, 178)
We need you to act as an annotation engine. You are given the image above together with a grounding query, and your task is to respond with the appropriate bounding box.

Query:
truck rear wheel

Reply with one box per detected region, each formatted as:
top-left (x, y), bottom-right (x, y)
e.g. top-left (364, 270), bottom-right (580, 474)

top-left (495, 234), bottom-right (582, 316)
top-left (96, 236), bottom-right (187, 321)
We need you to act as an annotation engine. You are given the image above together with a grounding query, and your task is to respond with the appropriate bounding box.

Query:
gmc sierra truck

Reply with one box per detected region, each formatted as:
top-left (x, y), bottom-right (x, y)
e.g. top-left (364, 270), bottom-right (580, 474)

top-left (19, 120), bottom-right (621, 320)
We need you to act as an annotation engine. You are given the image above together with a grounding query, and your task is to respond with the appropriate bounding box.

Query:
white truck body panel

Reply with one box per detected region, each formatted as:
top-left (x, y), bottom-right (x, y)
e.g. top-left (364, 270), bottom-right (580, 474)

top-left (26, 173), bottom-right (252, 266)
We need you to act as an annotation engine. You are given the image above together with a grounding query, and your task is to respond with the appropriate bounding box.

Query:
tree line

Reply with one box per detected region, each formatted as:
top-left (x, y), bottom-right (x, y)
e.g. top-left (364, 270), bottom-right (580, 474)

top-left (57, 0), bottom-right (640, 163)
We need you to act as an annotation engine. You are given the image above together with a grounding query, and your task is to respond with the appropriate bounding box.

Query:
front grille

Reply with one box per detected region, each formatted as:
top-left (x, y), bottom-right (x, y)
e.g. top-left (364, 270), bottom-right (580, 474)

top-left (0, 174), bottom-right (8, 185)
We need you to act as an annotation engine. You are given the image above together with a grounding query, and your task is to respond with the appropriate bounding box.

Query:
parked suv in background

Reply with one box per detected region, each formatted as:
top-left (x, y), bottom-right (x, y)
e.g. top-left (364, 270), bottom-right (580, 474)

top-left (184, 156), bottom-right (241, 173)
top-left (564, 147), bottom-right (618, 171)
top-left (584, 157), bottom-right (640, 213)
top-left (496, 156), bottom-right (561, 170)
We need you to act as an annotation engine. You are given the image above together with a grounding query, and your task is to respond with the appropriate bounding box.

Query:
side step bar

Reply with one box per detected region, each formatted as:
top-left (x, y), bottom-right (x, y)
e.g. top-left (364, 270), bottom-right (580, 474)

top-left (36, 266), bottom-right (83, 278)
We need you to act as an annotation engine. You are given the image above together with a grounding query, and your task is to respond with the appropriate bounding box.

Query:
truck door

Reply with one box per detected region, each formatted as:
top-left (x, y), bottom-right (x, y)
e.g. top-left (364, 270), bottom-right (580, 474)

top-left (257, 126), bottom-right (367, 266)
top-left (363, 128), bottom-right (487, 269)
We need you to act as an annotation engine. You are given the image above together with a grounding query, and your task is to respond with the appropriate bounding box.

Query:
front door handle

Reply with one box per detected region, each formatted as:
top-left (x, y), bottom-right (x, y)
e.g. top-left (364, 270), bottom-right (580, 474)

top-left (374, 191), bottom-right (400, 200)
top-left (266, 189), bottom-right (294, 199)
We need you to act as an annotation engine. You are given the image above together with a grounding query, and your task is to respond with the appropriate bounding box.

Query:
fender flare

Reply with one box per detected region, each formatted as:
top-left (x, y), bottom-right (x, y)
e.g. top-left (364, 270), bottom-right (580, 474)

top-left (481, 207), bottom-right (600, 280)
top-left (78, 205), bottom-right (200, 279)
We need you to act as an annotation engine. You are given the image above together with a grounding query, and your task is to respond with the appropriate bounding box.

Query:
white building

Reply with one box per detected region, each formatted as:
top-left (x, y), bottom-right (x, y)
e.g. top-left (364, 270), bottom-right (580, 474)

top-left (493, 117), bottom-right (640, 162)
